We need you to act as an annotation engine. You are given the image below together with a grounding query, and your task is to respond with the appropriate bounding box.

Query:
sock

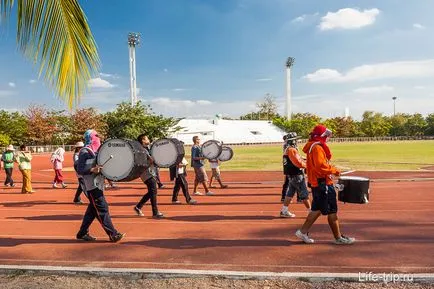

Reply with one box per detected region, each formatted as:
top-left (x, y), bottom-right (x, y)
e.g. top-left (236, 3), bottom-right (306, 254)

top-left (281, 206), bottom-right (288, 213)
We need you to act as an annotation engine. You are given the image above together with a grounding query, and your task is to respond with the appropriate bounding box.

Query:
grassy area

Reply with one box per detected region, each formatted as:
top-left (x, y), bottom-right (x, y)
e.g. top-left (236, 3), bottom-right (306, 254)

top-left (185, 141), bottom-right (434, 171)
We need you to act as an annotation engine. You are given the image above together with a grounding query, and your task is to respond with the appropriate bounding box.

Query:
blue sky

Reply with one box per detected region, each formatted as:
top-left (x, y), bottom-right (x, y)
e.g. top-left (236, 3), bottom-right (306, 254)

top-left (1, 0), bottom-right (434, 119)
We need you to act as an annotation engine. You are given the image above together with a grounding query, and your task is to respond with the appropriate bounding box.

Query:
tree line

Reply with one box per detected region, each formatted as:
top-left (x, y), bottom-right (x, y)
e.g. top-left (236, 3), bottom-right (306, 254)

top-left (0, 102), bottom-right (180, 147)
top-left (273, 112), bottom-right (434, 138)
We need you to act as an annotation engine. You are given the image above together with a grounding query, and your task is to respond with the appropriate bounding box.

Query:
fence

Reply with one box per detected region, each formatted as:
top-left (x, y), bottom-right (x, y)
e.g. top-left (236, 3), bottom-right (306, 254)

top-left (1, 136), bottom-right (433, 153)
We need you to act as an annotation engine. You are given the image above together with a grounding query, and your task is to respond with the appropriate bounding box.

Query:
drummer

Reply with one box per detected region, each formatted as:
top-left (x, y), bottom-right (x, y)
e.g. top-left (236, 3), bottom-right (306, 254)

top-left (133, 133), bottom-right (164, 218)
top-left (191, 136), bottom-right (214, 196)
top-left (279, 132), bottom-right (311, 218)
top-left (295, 125), bottom-right (355, 245)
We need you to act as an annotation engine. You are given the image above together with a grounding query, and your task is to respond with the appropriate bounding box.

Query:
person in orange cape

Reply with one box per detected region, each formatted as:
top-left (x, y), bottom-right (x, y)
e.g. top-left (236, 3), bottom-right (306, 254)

top-left (295, 124), bottom-right (355, 245)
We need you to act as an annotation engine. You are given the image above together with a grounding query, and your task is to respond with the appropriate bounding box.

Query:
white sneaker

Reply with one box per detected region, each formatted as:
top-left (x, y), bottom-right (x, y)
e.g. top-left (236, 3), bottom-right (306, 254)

top-left (52, 184), bottom-right (58, 188)
top-left (280, 211), bottom-right (296, 218)
top-left (295, 229), bottom-right (314, 244)
top-left (205, 191), bottom-right (215, 196)
top-left (193, 191), bottom-right (202, 195)
top-left (335, 235), bottom-right (355, 245)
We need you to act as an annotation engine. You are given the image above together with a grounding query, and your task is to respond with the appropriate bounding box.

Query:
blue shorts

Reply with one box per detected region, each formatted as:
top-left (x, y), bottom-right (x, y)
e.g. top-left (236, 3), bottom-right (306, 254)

top-left (311, 182), bottom-right (338, 215)
top-left (285, 174), bottom-right (309, 200)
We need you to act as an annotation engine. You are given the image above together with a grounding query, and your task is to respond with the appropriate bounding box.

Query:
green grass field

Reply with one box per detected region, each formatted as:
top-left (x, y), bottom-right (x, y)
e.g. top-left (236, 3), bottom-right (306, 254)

top-left (185, 141), bottom-right (434, 171)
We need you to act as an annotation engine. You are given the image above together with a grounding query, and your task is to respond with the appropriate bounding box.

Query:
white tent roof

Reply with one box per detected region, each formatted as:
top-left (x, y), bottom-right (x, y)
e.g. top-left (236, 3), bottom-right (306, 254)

top-left (170, 118), bottom-right (286, 145)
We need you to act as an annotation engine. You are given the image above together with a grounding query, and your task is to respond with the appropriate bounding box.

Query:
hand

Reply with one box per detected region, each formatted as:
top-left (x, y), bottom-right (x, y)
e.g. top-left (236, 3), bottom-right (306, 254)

top-left (91, 165), bottom-right (103, 174)
top-left (334, 170), bottom-right (341, 176)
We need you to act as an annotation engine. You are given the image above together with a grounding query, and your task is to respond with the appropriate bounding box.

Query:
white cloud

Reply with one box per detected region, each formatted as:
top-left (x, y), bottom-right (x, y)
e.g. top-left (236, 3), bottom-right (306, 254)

top-left (196, 100), bottom-right (213, 105)
top-left (99, 72), bottom-right (120, 79)
top-left (29, 79), bottom-right (37, 84)
top-left (255, 78), bottom-right (272, 82)
top-left (414, 86), bottom-right (426, 90)
top-left (8, 82), bottom-right (16, 88)
top-left (303, 59), bottom-right (434, 83)
top-left (319, 8), bottom-right (380, 31)
top-left (291, 12), bottom-right (319, 23)
top-left (172, 88), bottom-right (187, 92)
top-left (413, 23), bottom-right (425, 30)
top-left (353, 85), bottom-right (394, 94)
top-left (88, 77), bottom-right (115, 89)
top-left (163, 68), bottom-right (168, 73)
top-left (150, 97), bottom-right (212, 108)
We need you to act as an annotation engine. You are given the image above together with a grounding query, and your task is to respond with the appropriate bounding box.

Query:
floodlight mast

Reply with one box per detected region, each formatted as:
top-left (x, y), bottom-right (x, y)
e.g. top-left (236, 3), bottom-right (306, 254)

top-left (128, 32), bottom-right (140, 105)
top-left (285, 57), bottom-right (295, 120)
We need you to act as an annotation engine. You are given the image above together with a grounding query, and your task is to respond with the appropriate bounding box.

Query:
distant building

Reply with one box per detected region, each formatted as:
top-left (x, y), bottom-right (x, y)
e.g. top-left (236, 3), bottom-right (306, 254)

top-left (171, 116), bottom-right (286, 145)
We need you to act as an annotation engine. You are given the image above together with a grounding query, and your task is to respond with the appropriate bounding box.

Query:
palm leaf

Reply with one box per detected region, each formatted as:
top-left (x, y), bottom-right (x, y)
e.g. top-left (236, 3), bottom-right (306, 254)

top-left (1, 0), bottom-right (100, 108)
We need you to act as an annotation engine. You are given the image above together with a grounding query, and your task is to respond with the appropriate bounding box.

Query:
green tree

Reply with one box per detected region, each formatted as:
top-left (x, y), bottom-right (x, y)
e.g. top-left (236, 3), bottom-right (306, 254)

top-left (0, 0), bottom-right (99, 108)
top-left (404, 113), bottom-right (426, 136)
top-left (388, 113), bottom-right (408, 136)
top-left (256, 93), bottom-right (278, 120)
top-left (360, 111), bottom-right (391, 137)
top-left (104, 102), bottom-right (181, 141)
top-left (70, 108), bottom-right (107, 142)
top-left (0, 133), bottom-right (11, 147)
top-left (0, 110), bottom-right (28, 145)
top-left (273, 113), bottom-right (321, 138)
top-left (24, 104), bottom-right (58, 145)
top-left (324, 117), bottom-right (358, 137)
top-left (425, 113), bottom-right (434, 135)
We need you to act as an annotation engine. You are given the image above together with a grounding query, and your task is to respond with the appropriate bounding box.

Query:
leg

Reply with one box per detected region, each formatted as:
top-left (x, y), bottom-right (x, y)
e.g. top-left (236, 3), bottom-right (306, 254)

top-left (77, 202), bottom-right (97, 237)
top-left (87, 188), bottom-right (118, 238)
top-left (209, 174), bottom-right (214, 188)
top-left (9, 168), bottom-right (14, 186)
top-left (300, 210), bottom-right (322, 234)
top-left (172, 177), bottom-right (181, 201)
top-left (180, 174), bottom-right (192, 202)
top-left (300, 185), bottom-right (327, 234)
top-left (5, 168), bottom-right (13, 186)
top-left (73, 181), bottom-right (83, 203)
top-left (145, 178), bottom-right (160, 216)
top-left (328, 213), bottom-right (341, 239)
top-left (280, 176), bottom-right (297, 217)
top-left (136, 187), bottom-right (151, 209)
top-left (281, 175), bottom-right (290, 201)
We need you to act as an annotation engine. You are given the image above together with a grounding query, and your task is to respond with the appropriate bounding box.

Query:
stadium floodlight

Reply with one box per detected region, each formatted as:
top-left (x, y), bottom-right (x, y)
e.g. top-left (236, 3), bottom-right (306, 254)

top-left (392, 96), bottom-right (397, 116)
top-left (128, 32), bottom-right (141, 105)
top-left (285, 57), bottom-right (295, 120)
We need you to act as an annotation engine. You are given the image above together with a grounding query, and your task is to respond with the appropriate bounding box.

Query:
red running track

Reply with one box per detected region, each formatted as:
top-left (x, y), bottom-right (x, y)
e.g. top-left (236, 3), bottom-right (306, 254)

top-left (0, 153), bottom-right (433, 273)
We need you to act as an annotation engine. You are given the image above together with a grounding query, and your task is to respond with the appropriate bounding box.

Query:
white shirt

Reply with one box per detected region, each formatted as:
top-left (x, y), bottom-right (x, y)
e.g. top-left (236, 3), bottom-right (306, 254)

top-left (210, 159), bottom-right (219, 169)
top-left (178, 157), bottom-right (188, 174)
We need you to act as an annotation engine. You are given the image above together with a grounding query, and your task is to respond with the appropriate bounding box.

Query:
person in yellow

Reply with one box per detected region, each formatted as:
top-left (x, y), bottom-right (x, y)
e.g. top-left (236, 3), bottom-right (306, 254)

top-left (15, 144), bottom-right (34, 194)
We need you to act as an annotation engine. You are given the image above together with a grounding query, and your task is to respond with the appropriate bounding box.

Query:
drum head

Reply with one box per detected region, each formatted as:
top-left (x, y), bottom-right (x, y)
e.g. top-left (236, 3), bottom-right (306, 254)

top-left (97, 139), bottom-right (135, 181)
top-left (218, 146), bottom-right (233, 162)
top-left (201, 140), bottom-right (222, 160)
top-left (151, 138), bottom-right (184, 168)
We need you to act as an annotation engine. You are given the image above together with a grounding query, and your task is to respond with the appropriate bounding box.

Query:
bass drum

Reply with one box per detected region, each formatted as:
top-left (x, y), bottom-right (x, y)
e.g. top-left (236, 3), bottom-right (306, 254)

top-left (337, 176), bottom-right (370, 204)
top-left (218, 146), bottom-right (233, 162)
top-left (97, 138), bottom-right (148, 182)
top-left (150, 138), bottom-right (185, 168)
top-left (201, 140), bottom-right (222, 160)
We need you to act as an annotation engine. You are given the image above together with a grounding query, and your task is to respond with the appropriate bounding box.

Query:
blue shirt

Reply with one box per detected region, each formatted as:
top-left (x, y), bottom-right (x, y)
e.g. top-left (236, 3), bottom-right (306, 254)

top-left (191, 145), bottom-right (204, 168)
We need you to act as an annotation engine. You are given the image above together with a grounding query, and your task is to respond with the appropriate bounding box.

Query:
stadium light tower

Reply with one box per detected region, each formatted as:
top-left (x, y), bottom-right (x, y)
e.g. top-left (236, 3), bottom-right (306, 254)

top-left (285, 57), bottom-right (295, 120)
top-left (128, 32), bottom-right (140, 105)
top-left (392, 96), bottom-right (397, 116)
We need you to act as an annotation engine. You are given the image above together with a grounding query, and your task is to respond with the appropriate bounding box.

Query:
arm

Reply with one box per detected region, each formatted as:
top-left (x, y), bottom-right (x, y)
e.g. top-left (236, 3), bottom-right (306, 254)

top-left (311, 146), bottom-right (339, 176)
top-left (287, 148), bottom-right (306, 168)
top-left (77, 150), bottom-right (98, 175)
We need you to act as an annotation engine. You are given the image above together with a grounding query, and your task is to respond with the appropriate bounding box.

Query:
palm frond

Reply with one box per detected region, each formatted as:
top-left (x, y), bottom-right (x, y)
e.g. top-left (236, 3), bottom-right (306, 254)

top-left (1, 0), bottom-right (100, 108)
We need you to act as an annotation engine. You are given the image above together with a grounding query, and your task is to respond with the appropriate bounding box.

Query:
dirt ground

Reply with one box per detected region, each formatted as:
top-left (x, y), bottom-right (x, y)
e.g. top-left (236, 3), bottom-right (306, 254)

top-left (0, 274), bottom-right (433, 289)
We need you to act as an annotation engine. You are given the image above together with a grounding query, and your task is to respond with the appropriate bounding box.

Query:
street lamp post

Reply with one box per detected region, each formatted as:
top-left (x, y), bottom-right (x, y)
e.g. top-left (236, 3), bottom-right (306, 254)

top-left (128, 32), bottom-right (140, 105)
top-left (392, 96), bottom-right (397, 116)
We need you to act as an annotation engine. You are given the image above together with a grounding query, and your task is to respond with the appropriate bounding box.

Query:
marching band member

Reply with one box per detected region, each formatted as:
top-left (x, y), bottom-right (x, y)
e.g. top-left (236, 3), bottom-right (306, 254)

top-left (279, 132), bottom-right (311, 218)
top-left (191, 136), bottom-right (214, 196)
top-left (133, 133), bottom-right (164, 218)
top-left (76, 129), bottom-right (125, 242)
top-left (295, 125), bottom-right (355, 245)
top-left (170, 142), bottom-right (197, 205)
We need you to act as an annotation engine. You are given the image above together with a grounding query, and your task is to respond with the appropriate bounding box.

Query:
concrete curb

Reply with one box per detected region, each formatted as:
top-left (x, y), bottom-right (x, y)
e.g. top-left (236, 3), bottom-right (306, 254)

top-left (0, 265), bottom-right (433, 283)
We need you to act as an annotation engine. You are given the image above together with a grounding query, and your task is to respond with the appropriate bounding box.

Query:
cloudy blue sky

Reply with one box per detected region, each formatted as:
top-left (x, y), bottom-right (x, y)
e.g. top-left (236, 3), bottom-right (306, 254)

top-left (1, 0), bottom-right (434, 119)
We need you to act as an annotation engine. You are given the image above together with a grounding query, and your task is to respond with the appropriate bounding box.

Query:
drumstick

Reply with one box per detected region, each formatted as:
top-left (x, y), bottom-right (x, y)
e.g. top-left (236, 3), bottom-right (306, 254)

top-left (101, 155), bottom-right (114, 166)
top-left (341, 170), bottom-right (356, 175)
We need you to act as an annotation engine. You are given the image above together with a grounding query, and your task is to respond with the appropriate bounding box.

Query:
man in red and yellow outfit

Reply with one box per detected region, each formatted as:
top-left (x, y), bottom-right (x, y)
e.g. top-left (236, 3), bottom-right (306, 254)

top-left (295, 125), bottom-right (355, 245)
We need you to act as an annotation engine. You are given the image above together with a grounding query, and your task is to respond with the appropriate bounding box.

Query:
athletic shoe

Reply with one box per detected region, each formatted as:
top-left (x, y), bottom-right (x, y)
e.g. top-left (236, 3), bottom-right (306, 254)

top-left (134, 206), bottom-right (144, 217)
top-left (188, 199), bottom-right (198, 205)
top-left (77, 233), bottom-right (97, 242)
top-left (73, 200), bottom-right (84, 205)
top-left (110, 232), bottom-right (126, 243)
top-left (172, 200), bottom-right (181, 204)
top-left (280, 211), bottom-right (296, 218)
top-left (295, 229), bottom-right (314, 244)
top-left (153, 212), bottom-right (164, 219)
top-left (4, 184), bottom-right (9, 187)
top-left (280, 198), bottom-right (285, 203)
top-left (205, 191), bottom-right (215, 196)
top-left (158, 184), bottom-right (165, 189)
top-left (62, 184), bottom-right (68, 188)
top-left (220, 185), bottom-right (228, 189)
top-left (10, 184), bottom-right (15, 187)
top-left (335, 235), bottom-right (355, 245)
top-left (193, 191), bottom-right (202, 195)
top-left (52, 184), bottom-right (58, 188)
